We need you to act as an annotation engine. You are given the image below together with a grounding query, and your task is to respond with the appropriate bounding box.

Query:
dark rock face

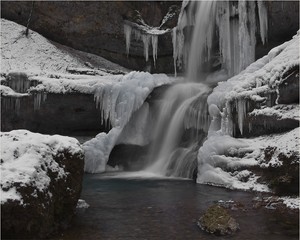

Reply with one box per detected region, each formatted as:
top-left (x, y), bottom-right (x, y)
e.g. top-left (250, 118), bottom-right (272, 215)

top-left (108, 144), bottom-right (149, 171)
top-left (1, 148), bottom-right (84, 239)
top-left (1, 1), bottom-right (298, 73)
top-left (198, 205), bottom-right (239, 236)
top-left (1, 1), bottom-right (181, 73)
top-left (256, 1), bottom-right (299, 59)
top-left (1, 93), bottom-right (109, 135)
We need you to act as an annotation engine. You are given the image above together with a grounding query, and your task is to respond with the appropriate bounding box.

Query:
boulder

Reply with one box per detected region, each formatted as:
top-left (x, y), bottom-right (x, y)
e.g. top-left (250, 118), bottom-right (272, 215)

top-left (198, 205), bottom-right (239, 235)
top-left (1, 130), bottom-right (84, 239)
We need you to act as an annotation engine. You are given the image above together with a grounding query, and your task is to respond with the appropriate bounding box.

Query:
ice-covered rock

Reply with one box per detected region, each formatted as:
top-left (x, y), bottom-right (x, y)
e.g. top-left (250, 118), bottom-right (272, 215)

top-left (1, 130), bottom-right (84, 238)
top-left (207, 31), bottom-right (300, 137)
top-left (197, 32), bottom-right (299, 192)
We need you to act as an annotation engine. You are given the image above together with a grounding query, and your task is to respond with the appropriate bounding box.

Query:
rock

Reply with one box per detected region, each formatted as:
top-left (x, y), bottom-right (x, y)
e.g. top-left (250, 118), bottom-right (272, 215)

top-left (108, 144), bottom-right (149, 171)
top-left (2, 2), bottom-right (298, 73)
top-left (277, 66), bottom-right (299, 104)
top-left (198, 205), bottom-right (239, 236)
top-left (1, 130), bottom-right (84, 239)
top-left (255, 148), bottom-right (299, 195)
top-left (1, 92), bottom-right (109, 135)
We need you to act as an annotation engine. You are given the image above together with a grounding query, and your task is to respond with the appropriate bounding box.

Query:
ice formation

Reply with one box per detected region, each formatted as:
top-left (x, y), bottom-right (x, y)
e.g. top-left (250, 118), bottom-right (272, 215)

top-left (172, 0), bottom-right (269, 79)
top-left (0, 130), bottom-right (83, 203)
top-left (207, 31), bottom-right (299, 136)
top-left (197, 32), bottom-right (299, 191)
top-left (83, 71), bottom-right (174, 173)
top-left (123, 17), bottom-right (171, 67)
top-left (1, 71), bottom-right (174, 174)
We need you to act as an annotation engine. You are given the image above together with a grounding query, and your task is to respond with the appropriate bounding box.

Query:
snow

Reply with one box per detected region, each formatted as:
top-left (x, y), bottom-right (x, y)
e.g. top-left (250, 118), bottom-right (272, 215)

top-left (0, 130), bottom-right (83, 204)
top-left (0, 85), bottom-right (29, 97)
top-left (197, 126), bottom-right (299, 192)
top-left (1, 18), bottom-right (128, 74)
top-left (76, 199), bottom-right (90, 209)
top-left (280, 197), bottom-right (300, 209)
top-left (249, 104), bottom-right (300, 120)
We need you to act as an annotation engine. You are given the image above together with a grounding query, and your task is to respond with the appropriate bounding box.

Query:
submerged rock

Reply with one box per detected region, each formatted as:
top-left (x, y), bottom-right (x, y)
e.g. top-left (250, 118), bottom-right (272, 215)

top-left (1, 130), bottom-right (84, 239)
top-left (198, 205), bottom-right (239, 236)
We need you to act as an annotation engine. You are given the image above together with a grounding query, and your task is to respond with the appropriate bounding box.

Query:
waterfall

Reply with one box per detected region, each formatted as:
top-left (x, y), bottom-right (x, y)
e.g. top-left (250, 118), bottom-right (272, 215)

top-left (121, 0), bottom-right (269, 179)
top-left (186, 1), bottom-right (217, 81)
top-left (145, 83), bottom-right (211, 178)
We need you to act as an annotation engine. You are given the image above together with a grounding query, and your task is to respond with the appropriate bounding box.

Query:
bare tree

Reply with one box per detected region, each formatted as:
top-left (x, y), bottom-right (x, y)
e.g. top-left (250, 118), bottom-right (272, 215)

top-left (25, 1), bottom-right (35, 36)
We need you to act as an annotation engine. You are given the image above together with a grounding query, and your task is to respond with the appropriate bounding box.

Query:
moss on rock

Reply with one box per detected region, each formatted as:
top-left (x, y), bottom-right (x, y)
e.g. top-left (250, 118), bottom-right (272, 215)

top-left (198, 205), bottom-right (239, 236)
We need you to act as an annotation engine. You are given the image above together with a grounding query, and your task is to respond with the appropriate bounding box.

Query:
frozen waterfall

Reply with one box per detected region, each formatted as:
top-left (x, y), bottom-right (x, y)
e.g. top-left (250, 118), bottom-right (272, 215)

top-left (172, 0), bottom-right (268, 79)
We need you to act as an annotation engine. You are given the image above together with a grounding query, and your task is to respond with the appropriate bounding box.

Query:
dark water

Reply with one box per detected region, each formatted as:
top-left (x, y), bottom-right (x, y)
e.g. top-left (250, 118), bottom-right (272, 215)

top-left (55, 173), bottom-right (298, 240)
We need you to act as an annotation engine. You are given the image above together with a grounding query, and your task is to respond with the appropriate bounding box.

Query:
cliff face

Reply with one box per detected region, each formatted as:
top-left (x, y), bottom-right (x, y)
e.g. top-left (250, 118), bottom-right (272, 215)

top-left (1, 1), bottom-right (180, 73)
top-left (1, 1), bottom-right (299, 72)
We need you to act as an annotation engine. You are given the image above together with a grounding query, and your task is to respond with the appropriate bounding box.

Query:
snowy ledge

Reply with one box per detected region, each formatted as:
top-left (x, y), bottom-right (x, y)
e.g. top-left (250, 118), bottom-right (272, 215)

top-left (0, 130), bottom-right (83, 204)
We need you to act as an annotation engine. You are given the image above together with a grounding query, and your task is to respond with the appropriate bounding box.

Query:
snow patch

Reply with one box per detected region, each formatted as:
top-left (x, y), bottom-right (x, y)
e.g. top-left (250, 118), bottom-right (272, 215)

top-left (1, 19), bottom-right (127, 74)
top-left (0, 130), bottom-right (83, 204)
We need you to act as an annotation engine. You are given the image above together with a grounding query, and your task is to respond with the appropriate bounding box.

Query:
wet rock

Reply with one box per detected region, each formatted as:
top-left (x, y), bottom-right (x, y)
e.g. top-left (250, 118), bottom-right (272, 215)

top-left (198, 205), bottom-right (239, 235)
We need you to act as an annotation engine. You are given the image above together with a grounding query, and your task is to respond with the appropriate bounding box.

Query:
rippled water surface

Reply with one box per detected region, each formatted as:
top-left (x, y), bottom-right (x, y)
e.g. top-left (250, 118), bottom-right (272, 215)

top-left (56, 173), bottom-right (298, 240)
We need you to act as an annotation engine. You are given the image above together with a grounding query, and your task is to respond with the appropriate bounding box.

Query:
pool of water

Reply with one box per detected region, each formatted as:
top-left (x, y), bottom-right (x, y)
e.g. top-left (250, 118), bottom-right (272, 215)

top-left (55, 173), bottom-right (298, 240)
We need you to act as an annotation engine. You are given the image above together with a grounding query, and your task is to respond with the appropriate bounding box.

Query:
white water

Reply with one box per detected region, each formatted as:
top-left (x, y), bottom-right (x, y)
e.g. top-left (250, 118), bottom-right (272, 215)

top-left (144, 83), bottom-right (211, 178)
top-left (186, 1), bottom-right (217, 81)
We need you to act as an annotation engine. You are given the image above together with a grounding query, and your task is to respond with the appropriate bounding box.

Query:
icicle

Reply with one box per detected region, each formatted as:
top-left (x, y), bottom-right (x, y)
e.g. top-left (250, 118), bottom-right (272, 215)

top-left (15, 98), bottom-right (20, 115)
top-left (124, 24), bottom-right (132, 56)
top-left (151, 35), bottom-right (158, 67)
top-left (142, 34), bottom-right (150, 62)
top-left (257, 1), bottom-right (268, 45)
top-left (33, 92), bottom-right (41, 111)
top-left (172, 27), bottom-right (177, 77)
top-left (238, 0), bottom-right (256, 72)
top-left (217, 1), bottom-right (232, 75)
top-left (236, 98), bottom-right (247, 135)
top-left (33, 92), bottom-right (47, 111)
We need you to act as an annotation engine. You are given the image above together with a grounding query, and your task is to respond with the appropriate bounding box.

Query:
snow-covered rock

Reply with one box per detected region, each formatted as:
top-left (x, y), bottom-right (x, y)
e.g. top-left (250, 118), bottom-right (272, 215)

top-left (1, 130), bottom-right (84, 238)
top-left (197, 32), bottom-right (300, 195)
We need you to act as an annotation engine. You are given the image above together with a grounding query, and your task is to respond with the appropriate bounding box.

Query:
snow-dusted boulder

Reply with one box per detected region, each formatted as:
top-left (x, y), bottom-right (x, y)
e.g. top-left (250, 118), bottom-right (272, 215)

top-left (1, 130), bottom-right (84, 238)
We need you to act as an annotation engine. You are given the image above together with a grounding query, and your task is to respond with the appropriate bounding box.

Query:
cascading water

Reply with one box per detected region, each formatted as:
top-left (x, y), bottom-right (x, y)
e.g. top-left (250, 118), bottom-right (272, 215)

top-left (144, 83), bottom-right (211, 178)
top-left (123, 0), bottom-right (268, 179)
top-left (143, 1), bottom-right (217, 178)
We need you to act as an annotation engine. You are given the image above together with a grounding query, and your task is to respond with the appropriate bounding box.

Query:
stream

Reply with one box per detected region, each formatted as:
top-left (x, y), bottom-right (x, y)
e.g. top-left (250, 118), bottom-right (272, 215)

top-left (56, 173), bottom-right (298, 240)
